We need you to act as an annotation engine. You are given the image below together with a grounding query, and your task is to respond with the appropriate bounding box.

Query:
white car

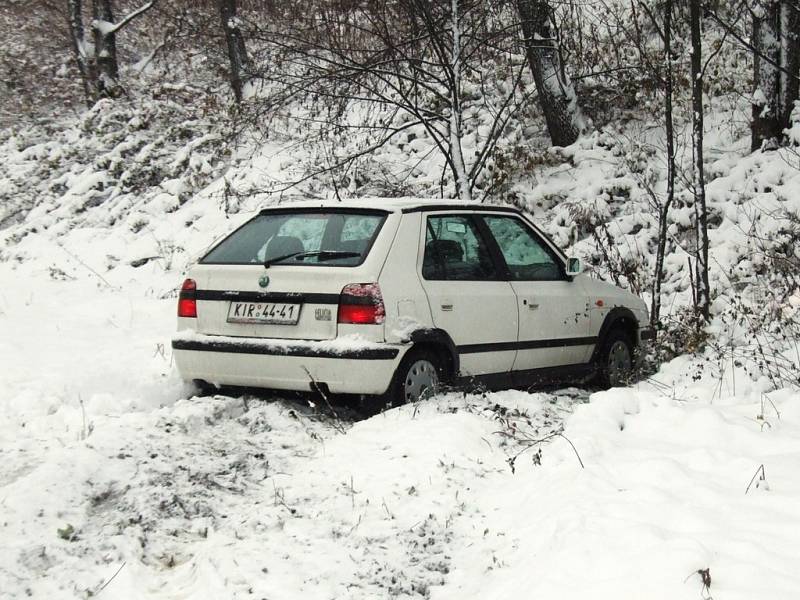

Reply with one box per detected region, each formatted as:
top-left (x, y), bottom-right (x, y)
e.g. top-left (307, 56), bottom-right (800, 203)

top-left (173, 199), bottom-right (652, 410)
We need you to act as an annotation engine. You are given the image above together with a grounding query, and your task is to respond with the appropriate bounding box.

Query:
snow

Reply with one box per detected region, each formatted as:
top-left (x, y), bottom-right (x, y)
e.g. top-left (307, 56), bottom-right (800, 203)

top-left (752, 87), bottom-right (767, 107)
top-left (2, 22), bottom-right (800, 599)
top-left (787, 100), bottom-right (800, 145)
top-left (2, 259), bottom-right (800, 599)
top-left (92, 2), bottom-right (156, 38)
top-left (173, 330), bottom-right (393, 354)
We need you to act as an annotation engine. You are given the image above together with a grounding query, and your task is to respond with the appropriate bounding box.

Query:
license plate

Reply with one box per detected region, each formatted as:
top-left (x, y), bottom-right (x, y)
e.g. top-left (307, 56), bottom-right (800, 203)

top-left (227, 301), bottom-right (301, 325)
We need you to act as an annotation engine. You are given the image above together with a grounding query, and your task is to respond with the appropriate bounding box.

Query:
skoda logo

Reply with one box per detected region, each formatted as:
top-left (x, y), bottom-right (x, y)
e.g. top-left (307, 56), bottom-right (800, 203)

top-left (258, 274), bottom-right (270, 288)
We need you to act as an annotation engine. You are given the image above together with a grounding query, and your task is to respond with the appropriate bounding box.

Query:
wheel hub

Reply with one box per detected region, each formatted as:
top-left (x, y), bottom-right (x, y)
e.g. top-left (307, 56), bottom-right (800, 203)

top-left (607, 340), bottom-right (633, 387)
top-left (404, 359), bottom-right (439, 403)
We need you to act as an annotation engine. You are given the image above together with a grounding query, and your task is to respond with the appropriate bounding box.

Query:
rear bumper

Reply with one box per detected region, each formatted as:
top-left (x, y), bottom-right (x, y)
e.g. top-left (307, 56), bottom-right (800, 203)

top-left (172, 332), bottom-right (406, 395)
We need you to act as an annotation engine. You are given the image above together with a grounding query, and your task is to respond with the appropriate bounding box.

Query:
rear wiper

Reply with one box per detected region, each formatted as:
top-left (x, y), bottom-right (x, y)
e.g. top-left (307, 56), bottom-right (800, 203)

top-left (264, 250), bottom-right (361, 268)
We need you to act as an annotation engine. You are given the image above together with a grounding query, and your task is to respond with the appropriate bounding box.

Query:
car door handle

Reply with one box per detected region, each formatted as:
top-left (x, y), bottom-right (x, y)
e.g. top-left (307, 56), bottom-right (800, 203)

top-left (522, 298), bottom-right (539, 310)
top-left (441, 303), bottom-right (454, 311)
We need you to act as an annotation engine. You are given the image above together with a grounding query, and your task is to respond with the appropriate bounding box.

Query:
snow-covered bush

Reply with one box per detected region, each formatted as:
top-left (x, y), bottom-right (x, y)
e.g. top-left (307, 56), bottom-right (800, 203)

top-left (0, 86), bottom-right (227, 241)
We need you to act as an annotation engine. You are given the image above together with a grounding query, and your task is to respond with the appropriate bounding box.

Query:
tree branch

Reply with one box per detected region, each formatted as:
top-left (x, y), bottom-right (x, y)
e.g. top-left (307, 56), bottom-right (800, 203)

top-left (93, 0), bottom-right (157, 37)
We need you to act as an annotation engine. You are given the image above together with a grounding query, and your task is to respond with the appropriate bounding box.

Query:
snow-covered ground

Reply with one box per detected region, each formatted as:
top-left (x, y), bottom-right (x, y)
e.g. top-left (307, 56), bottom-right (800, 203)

top-left (2, 264), bottom-right (799, 599)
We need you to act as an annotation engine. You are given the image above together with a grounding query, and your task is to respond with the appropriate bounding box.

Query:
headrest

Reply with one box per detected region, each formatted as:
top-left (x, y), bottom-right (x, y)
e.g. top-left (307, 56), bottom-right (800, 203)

top-left (266, 235), bottom-right (305, 259)
top-left (426, 239), bottom-right (463, 262)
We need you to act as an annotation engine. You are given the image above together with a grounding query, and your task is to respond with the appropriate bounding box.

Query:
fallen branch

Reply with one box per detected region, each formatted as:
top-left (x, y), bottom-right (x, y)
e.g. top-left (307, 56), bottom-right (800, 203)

top-left (92, 561), bottom-right (126, 597)
top-left (745, 464), bottom-right (767, 495)
top-left (302, 366), bottom-right (346, 433)
top-left (556, 432), bottom-right (585, 469)
top-left (684, 567), bottom-right (712, 599)
top-left (496, 424), bottom-right (585, 472)
top-left (58, 244), bottom-right (118, 290)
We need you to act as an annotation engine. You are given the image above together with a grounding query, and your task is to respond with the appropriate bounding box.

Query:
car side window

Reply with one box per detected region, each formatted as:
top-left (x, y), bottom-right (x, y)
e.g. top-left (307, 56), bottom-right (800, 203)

top-left (423, 215), bottom-right (496, 280)
top-left (482, 216), bottom-right (564, 281)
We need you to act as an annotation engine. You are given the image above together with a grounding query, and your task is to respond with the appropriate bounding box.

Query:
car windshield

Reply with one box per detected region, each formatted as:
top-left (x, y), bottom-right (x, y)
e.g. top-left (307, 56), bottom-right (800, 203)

top-left (200, 210), bottom-right (387, 266)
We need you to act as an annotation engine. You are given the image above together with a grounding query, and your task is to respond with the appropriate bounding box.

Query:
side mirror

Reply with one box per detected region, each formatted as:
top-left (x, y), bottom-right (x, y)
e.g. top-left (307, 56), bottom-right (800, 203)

top-left (566, 257), bottom-right (583, 276)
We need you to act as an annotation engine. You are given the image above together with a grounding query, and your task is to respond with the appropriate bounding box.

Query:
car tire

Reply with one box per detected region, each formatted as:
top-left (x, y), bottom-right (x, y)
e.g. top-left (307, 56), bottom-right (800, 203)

top-left (191, 379), bottom-right (218, 397)
top-left (595, 329), bottom-right (635, 389)
top-left (360, 348), bottom-right (443, 415)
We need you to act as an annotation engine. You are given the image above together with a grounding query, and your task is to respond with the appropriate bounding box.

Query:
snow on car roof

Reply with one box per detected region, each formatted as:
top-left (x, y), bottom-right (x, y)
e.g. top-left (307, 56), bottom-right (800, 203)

top-left (259, 197), bottom-right (522, 213)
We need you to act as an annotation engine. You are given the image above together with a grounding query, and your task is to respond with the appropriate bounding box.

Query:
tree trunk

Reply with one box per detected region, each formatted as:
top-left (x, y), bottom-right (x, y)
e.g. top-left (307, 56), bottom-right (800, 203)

top-left (449, 0), bottom-right (471, 201)
top-left (67, 0), bottom-right (93, 106)
top-left (781, 2), bottom-right (800, 128)
top-left (751, 0), bottom-right (800, 150)
top-left (67, 0), bottom-right (155, 105)
top-left (516, 0), bottom-right (583, 146)
top-left (219, 0), bottom-right (250, 103)
top-left (690, 0), bottom-right (710, 322)
top-left (92, 0), bottom-right (120, 98)
top-left (651, 0), bottom-right (675, 331)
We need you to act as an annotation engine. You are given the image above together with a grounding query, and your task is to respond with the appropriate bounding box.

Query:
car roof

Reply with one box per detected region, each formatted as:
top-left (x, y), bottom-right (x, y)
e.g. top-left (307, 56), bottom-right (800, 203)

top-left (259, 197), bottom-right (523, 214)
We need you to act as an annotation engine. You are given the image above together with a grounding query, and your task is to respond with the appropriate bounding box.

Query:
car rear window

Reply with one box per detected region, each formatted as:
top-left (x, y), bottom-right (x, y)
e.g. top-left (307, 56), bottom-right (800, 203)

top-left (201, 211), bottom-right (387, 266)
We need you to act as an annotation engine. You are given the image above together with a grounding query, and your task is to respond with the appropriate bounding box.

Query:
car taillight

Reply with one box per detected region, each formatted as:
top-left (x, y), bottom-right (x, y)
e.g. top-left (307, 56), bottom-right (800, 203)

top-left (338, 283), bottom-right (385, 325)
top-left (177, 278), bottom-right (197, 318)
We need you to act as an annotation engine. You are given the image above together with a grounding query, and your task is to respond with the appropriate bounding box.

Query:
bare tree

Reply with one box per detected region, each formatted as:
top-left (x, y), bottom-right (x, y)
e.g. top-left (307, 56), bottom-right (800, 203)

top-left (516, 0), bottom-right (584, 146)
top-left (67, 0), bottom-right (91, 101)
top-left (247, 0), bottom-right (531, 200)
top-left (651, 0), bottom-right (677, 331)
top-left (690, 0), bottom-right (710, 322)
top-left (92, 0), bottom-right (118, 96)
top-left (448, 0), bottom-right (470, 199)
top-left (219, 0), bottom-right (249, 103)
top-left (67, 0), bottom-right (157, 104)
top-left (0, 1), bottom-right (81, 121)
top-left (750, 0), bottom-right (800, 150)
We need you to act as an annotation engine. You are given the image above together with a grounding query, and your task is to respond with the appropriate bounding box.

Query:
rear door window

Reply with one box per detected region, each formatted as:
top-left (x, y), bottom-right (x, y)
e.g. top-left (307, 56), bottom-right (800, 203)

top-left (422, 215), bottom-right (497, 280)
top-left (201, 211), bottom-right (387, 266)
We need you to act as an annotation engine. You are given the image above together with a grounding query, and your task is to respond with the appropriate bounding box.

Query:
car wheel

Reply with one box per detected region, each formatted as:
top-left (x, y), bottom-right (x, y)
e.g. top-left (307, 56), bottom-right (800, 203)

top-left (360, 349), bottom-right (442, 415)
top-left (596, 329), bottom-right (635, 388)
top-left (191, 379), bottom-right (218, 397)
top-left (398, 352), bottom-right (440, 404)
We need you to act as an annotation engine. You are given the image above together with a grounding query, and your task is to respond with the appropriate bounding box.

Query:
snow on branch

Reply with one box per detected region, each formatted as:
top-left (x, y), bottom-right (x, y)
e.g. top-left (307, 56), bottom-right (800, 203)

top-left (93, 1), bottom-right (157, 37)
